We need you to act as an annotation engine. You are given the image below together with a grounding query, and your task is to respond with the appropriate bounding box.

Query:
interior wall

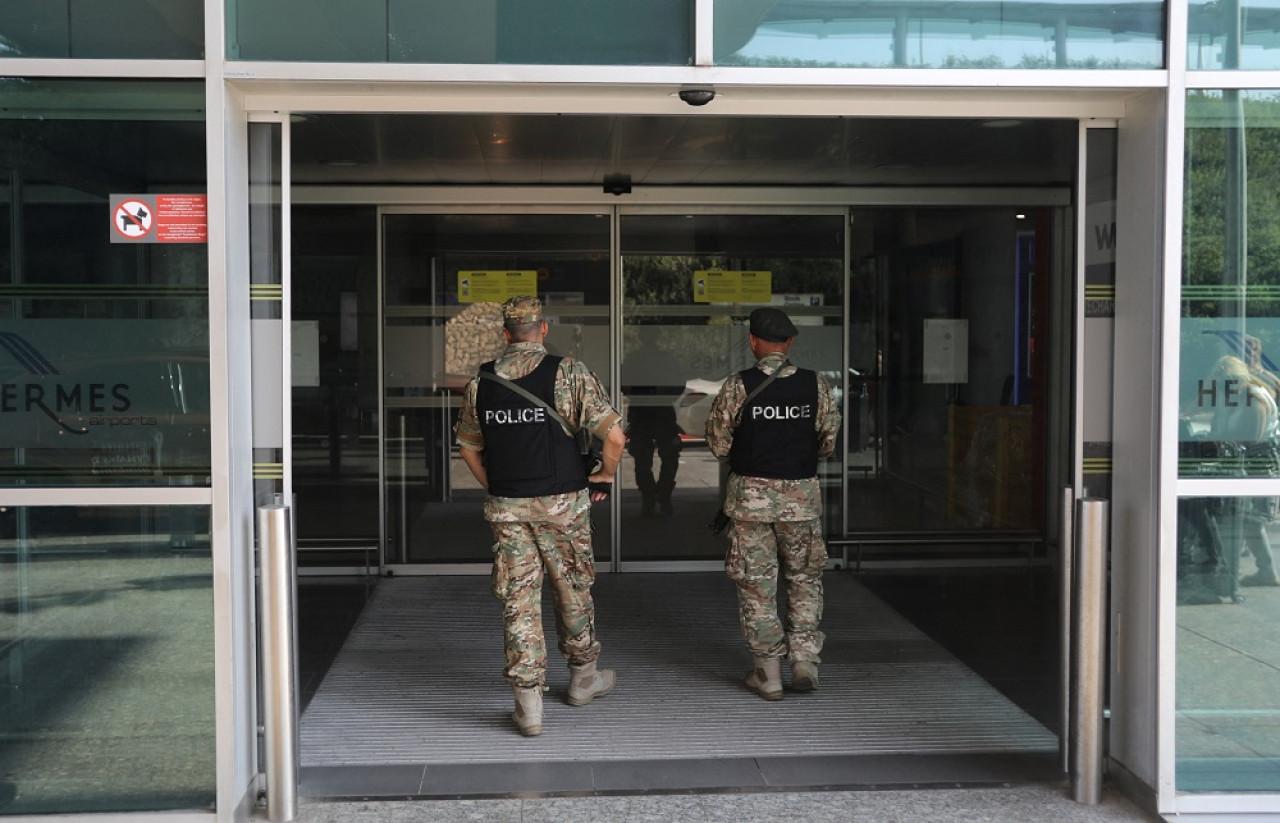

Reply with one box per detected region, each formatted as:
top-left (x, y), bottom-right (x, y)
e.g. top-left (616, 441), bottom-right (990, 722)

top-left (1108, 89), bottom-right (1165, 798)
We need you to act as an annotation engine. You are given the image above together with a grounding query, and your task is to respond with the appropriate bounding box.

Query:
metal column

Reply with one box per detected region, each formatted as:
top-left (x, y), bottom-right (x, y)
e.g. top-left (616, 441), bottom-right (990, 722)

top-left (1070, 497), bottom-right (1108, 804)
top-left (1059, 485), bottom-right (1075, 774)
top-left (259, 502), bottom-right (299, 822)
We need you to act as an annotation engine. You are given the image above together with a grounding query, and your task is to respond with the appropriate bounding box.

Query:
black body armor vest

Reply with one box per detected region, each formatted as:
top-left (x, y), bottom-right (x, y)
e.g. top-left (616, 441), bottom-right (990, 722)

top-left (729, 366), bottom-right (820, 480)
top-left (477, 356), bottom-right (587, 498)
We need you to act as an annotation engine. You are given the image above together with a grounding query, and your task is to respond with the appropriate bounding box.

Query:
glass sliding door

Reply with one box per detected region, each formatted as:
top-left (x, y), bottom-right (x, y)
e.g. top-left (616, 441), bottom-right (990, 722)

top-left (848, 205), bottom-right (1066, 736)
top-left (618, 211), bottom-right (846, 564)
top-left (846, 207), bottom-right (1056, 545)
top-left (381, 211), bottom-right (613, 565)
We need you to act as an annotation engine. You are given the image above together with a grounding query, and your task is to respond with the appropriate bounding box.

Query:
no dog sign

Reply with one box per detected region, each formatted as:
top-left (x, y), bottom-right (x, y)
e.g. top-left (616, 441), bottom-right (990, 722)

top-left (110, 193), bottom-right (207, 244)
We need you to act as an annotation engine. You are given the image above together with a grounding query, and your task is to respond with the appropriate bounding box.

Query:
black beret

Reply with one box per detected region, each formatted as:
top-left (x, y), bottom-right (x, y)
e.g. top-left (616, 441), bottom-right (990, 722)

top-left (748, 307), bottom-right (798, 342)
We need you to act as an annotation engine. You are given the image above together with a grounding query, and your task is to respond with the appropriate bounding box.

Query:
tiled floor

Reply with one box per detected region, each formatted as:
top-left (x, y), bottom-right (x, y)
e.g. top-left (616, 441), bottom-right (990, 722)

top-left (288, 784), bottom-right (1162, 823)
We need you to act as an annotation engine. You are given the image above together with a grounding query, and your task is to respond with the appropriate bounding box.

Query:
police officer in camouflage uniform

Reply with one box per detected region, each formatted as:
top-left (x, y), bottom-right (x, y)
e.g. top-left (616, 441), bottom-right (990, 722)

top-left (456, 296), bottom-right (626, 736)
top-left (705, 307), bottom-right (841, 701)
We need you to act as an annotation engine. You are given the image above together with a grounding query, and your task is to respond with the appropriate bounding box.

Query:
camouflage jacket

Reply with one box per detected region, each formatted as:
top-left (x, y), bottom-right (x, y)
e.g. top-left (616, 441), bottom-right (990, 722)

top-left (456, 341), bottom-right (622, 522)
top-left (704, 351), bottom-right (841, 522)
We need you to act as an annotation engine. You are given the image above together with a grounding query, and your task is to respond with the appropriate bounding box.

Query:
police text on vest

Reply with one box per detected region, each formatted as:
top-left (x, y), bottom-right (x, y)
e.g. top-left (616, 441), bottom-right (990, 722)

top-left (752, 404), bottom-right (812, 420)
top-left (485, 407), bottom-right (547, 424)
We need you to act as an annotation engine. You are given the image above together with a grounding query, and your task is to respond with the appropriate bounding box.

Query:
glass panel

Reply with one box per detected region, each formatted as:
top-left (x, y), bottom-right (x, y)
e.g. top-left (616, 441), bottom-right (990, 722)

top-left (0, 1), bottom-right (203, 59)
top-left (0, 81), bottom-right (210, 487)
top-left (231, 0), bottom-right (387, 62)
top-left (848, 207), bottom-right (1053, 538)
top-left (1176, 496), bottom-right (1280, 791)
top-left (1181, 91), bottom-right (1280, 479)
top-left (232, 0), bottom-right (692, 64)
top-left (292, 207), bottom-right (381, 564)
top-left (1189, 0), bottom-right (1280, 69)
top-left (715, 0), bottom-right (1163, 68)
top-left (619, 213), bottom-right (844, 562)
top-left (0, 505), bottom-right (215, 814)
top-left (382, 213), bottom-right (612, 563)
top-left (250, 122), bottom-right (286, 517)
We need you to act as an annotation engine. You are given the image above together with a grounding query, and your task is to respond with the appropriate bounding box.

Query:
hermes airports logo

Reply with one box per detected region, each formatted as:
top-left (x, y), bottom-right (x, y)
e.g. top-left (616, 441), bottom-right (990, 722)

top-left (0, 332), bottom-right (142, 435)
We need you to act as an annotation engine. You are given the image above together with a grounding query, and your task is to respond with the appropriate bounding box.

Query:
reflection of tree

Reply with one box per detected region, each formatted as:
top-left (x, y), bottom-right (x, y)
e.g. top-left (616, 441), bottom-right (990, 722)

top-left (623, 254), bottom-right (841, 307)
top-left (1185, 91), bottom-right (1280, 322)
top-left (622, 253), bottom-right (841, 380)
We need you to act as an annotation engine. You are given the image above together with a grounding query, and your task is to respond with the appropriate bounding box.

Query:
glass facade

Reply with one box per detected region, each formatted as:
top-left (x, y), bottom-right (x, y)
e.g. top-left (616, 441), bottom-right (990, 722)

top-left (1179, 91), bottom-right (1280, 796)
top-left (1189, 0), bottom-right (1280, 69)
top-left (1180, 91), bottom-right (1280, 481)
top-left (714, 0), bottom-right (1163, 68)
top-left (6, 0), bottom-right (1274, 815)
top-left (0, 80), bottom-right (210, 488)
top-left (230, 0), bottom-right (692, 64)
top-left (0, 2), bottom-right (203, 59)
top-left (1176, 496), bottom-right (1280, 791)
top-left (0, 505), bottom-right (215, 814)
top-left (0, 79), bottom-right (215, 818)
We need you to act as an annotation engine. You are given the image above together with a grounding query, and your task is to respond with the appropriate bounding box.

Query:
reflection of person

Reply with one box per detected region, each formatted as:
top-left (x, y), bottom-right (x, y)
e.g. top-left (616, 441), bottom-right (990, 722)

top-left (1244, 334), bottom-right (1280, 402)
top-left (1209, 355), bottom-right (1280, 588)
top-left (455, 296), bottom-right (627, 736)
top-left (622, 326), bottom-right (684, 516)
top-left (705, 308), bottom-right (841, 699)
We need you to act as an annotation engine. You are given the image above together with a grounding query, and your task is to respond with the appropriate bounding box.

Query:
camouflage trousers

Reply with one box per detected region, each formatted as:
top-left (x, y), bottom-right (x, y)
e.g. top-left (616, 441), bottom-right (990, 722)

top-left (489, 516), bottom-right (602, 688)
top-left (725, 518), bottom-right (826, 663)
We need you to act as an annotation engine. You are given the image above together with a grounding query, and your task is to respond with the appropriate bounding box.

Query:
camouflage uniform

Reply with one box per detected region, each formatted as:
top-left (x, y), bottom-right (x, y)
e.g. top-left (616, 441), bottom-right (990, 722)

top-left (705, 351), bottom-right (841, 663)
top-left (456, 338), bottom-right (622, 689)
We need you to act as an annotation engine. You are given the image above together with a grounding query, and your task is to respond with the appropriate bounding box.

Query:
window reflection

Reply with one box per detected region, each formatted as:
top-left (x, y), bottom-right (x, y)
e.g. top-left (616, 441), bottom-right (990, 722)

top-left (1181, 91), bottom-right (1280, 479)
top-left (0, 83), bottom-right (210, 487)
top-left (714, 0), bottom-right (1163, 69)
top-left (1189, 0), bottom-right (1280, 69)
top-left (1177, 497), bottom-right (1280, 791)
top-left (232, 0), bottom-right (692, 64)
top-left (0, 506), bottom-right (215, 814)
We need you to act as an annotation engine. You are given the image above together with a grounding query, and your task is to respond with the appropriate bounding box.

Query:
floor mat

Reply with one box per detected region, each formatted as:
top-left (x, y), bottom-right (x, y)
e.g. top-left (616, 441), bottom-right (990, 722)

top-left (300, 572), bottom-right (1056, 765)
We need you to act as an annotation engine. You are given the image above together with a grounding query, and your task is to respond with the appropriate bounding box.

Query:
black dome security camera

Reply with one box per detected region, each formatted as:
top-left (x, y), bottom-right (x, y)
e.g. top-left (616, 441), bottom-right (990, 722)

top-left (678, 88), bottom-right (716, 107)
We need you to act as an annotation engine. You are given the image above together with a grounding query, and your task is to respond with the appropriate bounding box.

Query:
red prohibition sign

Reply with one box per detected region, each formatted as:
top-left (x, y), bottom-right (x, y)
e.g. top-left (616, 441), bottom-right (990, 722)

top-left (113, 199), bottom-right (154, 239)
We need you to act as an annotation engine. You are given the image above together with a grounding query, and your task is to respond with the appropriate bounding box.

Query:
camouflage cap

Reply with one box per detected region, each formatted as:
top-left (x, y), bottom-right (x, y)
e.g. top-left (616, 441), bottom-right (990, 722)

top-left (501, 295), bottom-right (543, 326)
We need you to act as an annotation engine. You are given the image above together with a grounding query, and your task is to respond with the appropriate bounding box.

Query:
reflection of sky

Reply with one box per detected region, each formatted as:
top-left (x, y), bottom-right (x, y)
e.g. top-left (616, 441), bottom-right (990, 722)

top-left (734, 22), bottom-right (1163, 67)
top-left (1188, 39), bottom-right (1280, 71)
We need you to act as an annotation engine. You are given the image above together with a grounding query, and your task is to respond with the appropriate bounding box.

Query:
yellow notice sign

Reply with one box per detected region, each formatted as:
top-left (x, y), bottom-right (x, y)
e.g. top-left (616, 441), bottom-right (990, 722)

top-left (458, 271), bottom-right (538, 303)
top-left (693, 270), bottom-right (773, 304)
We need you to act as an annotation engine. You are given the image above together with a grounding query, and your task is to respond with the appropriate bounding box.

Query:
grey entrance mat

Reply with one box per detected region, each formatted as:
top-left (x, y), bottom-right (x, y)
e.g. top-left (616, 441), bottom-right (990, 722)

top-left (300, 572), bottom-right (1055, 766)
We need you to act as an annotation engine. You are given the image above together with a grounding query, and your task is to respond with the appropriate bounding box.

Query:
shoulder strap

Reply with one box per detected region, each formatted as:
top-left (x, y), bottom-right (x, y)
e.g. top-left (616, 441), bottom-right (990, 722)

top-left (735, 359), bottom-right (790, 426)
top-left (477, 367), bottom-right (574, 434)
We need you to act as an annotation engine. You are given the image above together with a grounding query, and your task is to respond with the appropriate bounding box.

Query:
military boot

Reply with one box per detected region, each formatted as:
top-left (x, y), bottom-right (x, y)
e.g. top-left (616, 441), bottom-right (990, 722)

top-left (745, 658), bottom-right (783, 701)
top-left (567, 661), bottom-right (616, 706)
top-left (791, 660), bottom-right (819, 693)
top-left (512, 685), bottom-right (543, 737)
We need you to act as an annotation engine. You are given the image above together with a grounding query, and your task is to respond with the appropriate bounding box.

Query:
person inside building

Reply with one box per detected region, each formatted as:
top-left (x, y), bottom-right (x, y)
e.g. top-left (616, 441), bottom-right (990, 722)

top-left (621, 324), bottom-right (685, 516)
top-left (1208, 354), bottom-right (1280, 588)
top-left (704, 307), bottom-right (842, 700)
top-left (455, 295), bottom-right (627, 736)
